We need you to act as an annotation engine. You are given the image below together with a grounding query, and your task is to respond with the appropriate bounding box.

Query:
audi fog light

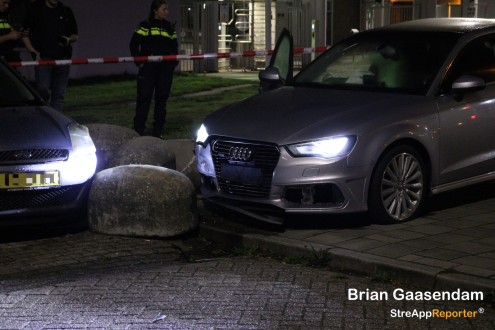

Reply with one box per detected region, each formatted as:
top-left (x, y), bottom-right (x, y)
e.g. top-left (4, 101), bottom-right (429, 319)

top-left (196, 124), bottom-right (209, 144)
top-left (68, 124), bottom-right (97, 180)
top-left (286, 136), bottom-right (356, 159)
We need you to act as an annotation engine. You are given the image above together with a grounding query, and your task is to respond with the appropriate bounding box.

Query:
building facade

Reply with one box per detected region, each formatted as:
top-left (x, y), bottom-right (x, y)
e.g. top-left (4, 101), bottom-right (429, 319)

top-left (179, 0), bottom-right (495, 73)
top-left (6, 0), bottom-right (495, 77)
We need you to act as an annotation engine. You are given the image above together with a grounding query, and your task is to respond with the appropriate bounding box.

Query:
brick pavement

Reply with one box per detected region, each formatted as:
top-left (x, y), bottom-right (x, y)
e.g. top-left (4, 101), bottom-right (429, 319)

top-left (0, 229), bottom-right (493, 329)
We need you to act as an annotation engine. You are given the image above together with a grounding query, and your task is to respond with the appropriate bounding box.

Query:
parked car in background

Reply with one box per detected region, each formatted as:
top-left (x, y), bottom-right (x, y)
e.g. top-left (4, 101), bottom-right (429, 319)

top-left (196, 18), bottom-right (495, 224)
top-left (0, 58), bottom-right (97, 225)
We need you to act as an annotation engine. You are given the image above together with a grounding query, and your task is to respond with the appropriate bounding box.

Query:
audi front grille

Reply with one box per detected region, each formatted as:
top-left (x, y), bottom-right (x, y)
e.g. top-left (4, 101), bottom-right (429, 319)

top-left (210, 139), bottom-right (280, 199)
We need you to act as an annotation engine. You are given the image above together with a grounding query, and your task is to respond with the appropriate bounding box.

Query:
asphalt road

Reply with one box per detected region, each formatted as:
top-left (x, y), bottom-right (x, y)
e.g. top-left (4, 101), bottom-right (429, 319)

top-left (0, 220), bottom-right (493, 329)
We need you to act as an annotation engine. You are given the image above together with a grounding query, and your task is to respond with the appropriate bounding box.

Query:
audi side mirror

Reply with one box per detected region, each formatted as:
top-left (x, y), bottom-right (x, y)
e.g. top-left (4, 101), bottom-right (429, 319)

top-left (259, 67), bottom-right (282, 93)
top-left (452, 75), bottom-right (486, 94)
top-left (259, 67), bottom-right (281, 82)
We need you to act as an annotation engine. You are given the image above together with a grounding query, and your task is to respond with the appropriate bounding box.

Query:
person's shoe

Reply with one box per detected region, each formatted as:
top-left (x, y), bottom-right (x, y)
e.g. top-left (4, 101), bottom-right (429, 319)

top-left (152, 134), bottom-right (163, 140)
top-left (152, 127), bottom-right (163, 139)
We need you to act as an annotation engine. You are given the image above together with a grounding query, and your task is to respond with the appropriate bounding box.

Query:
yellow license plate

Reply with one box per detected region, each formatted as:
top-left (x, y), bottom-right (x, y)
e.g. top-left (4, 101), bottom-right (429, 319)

top-left (0, 171), bottom-right (60, 189)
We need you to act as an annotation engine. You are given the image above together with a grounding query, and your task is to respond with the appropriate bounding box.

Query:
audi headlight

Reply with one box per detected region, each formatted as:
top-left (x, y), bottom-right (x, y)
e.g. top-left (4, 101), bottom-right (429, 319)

top-left (69, 124), bottom-right (96, 157)
top-left (286, 136), bottom-right (356, 159)
top-left (196, 124), bottom-right (209, 144)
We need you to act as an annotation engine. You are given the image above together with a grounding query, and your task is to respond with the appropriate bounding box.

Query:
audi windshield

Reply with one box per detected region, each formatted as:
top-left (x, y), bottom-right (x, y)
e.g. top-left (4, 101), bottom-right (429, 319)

top-left (293, 32), bottom-right (459, 95)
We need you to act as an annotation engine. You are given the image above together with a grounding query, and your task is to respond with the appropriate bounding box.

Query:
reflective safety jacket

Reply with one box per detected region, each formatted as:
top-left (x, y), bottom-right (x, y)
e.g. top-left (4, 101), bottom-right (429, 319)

top-left (130, 18), bottom-right (178, 60)
top-left (0, 14), bottom-right (15, 55)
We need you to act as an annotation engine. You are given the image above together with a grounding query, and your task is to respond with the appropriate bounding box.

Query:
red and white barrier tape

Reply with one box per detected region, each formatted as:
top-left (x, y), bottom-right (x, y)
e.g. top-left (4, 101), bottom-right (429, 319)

top-left (8, 46), bottom-right (329, 67)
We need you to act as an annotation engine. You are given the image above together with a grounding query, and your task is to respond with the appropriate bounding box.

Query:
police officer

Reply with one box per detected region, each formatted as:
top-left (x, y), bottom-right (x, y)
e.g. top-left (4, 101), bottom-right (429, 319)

top-left (0, 0), bottom-right (25, 62)
top-left (130, 0), bottom-right (178, 138)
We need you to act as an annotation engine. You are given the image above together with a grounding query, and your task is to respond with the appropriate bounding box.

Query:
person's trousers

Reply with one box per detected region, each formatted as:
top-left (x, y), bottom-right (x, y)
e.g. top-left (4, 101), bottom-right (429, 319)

top-left (134, 62), bottom-right (175, 135)
top-left (35, 58), bottom-right (70, 112)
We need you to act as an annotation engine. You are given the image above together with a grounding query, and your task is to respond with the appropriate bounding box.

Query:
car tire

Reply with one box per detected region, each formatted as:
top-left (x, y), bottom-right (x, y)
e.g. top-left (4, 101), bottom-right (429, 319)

top-left (368, 145), bottom-right (428, 224)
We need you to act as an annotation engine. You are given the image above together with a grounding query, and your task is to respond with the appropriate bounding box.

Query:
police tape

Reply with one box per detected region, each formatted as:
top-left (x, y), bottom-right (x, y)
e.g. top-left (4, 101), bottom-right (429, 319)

top-left (8, 46), bottom-right (330, 67)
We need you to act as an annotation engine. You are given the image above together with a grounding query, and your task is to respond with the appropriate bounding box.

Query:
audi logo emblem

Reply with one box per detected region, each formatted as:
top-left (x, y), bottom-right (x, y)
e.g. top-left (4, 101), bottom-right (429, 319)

top-left (229, 147), bottom-right (253, 161)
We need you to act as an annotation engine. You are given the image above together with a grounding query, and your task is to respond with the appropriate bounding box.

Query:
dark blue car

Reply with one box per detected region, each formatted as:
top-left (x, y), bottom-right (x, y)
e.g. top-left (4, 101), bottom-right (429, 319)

top-left (0, 58), bottom-right (96, 225)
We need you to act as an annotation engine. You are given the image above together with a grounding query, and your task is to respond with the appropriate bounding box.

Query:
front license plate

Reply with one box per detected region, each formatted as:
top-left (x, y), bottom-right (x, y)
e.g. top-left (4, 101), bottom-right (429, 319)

top-left (0, 171), bottom-right (60, 190)
top-left (220, 164), bottom-right (263, 186)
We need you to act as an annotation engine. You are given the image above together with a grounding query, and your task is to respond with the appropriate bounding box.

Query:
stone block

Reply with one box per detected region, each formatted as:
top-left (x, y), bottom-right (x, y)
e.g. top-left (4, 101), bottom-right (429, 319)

top-left (162, 139), bottom-right (200, 191)
top-left (108, 136), bottom-right (175, 170)
top-left (162, 139), bottom-right (195, 172)
top-left (86, 123), bottom-right (139, 173)
top-left (88, 165), bottom-right (198, 237)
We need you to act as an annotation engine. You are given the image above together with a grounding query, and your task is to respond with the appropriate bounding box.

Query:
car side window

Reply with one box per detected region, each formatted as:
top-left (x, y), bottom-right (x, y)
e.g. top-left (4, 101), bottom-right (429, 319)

top-left (442, 36), bottom-right (495, 93)
top-left (271, 34), bottom-right (291, 82)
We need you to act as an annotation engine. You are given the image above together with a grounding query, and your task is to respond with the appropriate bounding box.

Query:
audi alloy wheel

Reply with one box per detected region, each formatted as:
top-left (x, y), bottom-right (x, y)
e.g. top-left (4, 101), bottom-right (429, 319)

top-left (369, 145), bottom-right (428, 224)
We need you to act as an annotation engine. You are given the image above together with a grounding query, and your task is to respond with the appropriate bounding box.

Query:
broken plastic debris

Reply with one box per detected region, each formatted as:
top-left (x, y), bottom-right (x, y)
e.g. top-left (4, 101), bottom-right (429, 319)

top-left (153, 315), bottom-right (166, 323)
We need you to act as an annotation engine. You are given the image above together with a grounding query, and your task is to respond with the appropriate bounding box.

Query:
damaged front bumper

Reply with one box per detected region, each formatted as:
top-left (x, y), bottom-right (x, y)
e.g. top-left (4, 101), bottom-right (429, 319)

top-left (196, 141), bottom-right (371, 224)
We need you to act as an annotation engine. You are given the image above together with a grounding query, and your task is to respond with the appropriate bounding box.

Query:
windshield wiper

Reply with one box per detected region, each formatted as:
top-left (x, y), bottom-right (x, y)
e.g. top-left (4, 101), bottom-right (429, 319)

top-left (0, 102), bottom-right (29, 107)
top-left (292, 82), bottom-right (363, 91)
top-left (328, 84), bottom-right (363, 91)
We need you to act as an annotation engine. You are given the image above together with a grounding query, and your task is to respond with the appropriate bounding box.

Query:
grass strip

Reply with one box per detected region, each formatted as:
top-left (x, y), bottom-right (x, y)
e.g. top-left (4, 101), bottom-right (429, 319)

top-left (65, 84), bottom-right (259, 140)
top-left (64, 72), bottom-right (255, 110)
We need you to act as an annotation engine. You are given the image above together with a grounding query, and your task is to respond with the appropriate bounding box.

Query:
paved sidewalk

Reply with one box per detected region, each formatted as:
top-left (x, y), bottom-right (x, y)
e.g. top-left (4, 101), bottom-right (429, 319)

top-left (199, 180), bottom-right (495, 292)
top-left (170, 84), bottom-right (255, 100)
top-left (206, 71), bottom-right (260, 81)
top-left (0, 229), bottom-right (493, 329)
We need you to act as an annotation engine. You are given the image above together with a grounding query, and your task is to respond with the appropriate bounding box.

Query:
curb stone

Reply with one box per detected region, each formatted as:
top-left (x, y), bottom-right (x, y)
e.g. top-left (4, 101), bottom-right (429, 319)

top-left (329, 247), bottom-right (441, 289)
top-left (436, 273), bottom-right (495, 292)
top-left (199, 223), bottom-right (495, 292)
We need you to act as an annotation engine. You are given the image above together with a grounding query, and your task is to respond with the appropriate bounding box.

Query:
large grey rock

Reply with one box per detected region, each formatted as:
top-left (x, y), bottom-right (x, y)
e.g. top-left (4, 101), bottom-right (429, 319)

top-left (162, 139), bottom-right (195, 171)
top-left (88, 165), bottom-right (198, 237)
top-left (86, 124), bottom-right (139, 173)
top-left (108, 136), bottom-right (175, 170)
top-left (162, 139), bottom-right (200, 191)
top-left (181, 155), bottom-right (201, 191)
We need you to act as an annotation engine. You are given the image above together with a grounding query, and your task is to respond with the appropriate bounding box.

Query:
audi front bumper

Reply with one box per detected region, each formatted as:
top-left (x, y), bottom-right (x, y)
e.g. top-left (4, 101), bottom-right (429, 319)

top-left (195, 140), bottom-right (371, 224)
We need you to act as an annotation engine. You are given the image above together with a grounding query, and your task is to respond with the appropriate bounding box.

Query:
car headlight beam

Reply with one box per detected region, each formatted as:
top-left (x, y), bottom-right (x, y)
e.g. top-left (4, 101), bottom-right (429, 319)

top-left (196, 124), bottom-right (209, 144)
top-left (286, 136), bottom-right (356, 159)
top-left (67, 124), bottom-right (97, 182)
top-left (69, 124), bottom-right (96, 157)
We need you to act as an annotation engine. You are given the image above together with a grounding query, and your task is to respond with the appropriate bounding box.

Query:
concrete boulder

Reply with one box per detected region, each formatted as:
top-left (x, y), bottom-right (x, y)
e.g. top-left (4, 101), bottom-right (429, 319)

top-left (180, 156), bottom-right (201, 192)
top-left (86, 124), bottom-right (139, 173)
top-left (161, 139), bottom-right (195, 171)
top-left (108, 136), bottom-right (175, 170)
top-left (88, 165), bottom-right (198, 237)
top-left (162, 139), bottom-right (201, 191)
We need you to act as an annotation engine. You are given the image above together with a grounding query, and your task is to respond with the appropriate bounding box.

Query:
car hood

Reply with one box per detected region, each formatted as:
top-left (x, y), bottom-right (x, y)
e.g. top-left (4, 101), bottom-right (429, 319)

top-left (204, 86), bottom-right (427, 145)
top-left (0, 106), bottom-right (75, 150)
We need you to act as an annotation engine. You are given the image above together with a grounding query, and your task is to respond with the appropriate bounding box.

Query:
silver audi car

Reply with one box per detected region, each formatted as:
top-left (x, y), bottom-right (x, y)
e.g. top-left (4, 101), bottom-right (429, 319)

top-left (0, 57), bottom-right (97, 225)
top-left (196, 18), bottom-right (495, 224)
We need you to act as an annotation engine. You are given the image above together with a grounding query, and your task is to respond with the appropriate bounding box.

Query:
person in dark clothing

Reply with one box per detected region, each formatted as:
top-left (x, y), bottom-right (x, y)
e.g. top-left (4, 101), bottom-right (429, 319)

top-left (22, 0), bottom-right (78, 111)
top-left (0, 0), bottom-right (26, 62)
top-left (130, 0), bottom-right (178, 138)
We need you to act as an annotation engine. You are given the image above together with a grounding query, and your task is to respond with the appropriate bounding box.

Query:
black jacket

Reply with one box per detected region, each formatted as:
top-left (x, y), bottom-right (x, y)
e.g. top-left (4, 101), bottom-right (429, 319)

top-left (23, 0), bottom-right (78, 59)
top-left (130, 18), bottom-right (178, 61)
